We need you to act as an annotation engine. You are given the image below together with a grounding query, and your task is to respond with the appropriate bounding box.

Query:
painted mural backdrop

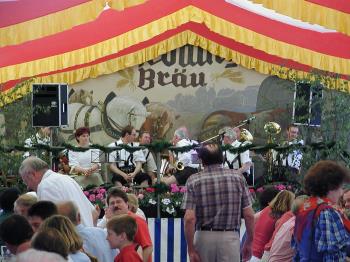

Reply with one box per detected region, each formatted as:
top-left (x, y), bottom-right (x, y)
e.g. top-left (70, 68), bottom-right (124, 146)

top-left (63, 45), bottom-right (294, 145)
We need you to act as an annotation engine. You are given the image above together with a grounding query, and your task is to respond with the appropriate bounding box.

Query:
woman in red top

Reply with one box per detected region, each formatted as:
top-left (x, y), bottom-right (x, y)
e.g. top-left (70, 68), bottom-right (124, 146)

top-left (251, 190), bottom-right (295, 260)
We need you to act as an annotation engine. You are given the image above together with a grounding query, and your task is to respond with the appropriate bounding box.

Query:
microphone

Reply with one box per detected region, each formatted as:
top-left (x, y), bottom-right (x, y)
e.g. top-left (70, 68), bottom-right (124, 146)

top-left (240, 116), bottom-right (256, 124)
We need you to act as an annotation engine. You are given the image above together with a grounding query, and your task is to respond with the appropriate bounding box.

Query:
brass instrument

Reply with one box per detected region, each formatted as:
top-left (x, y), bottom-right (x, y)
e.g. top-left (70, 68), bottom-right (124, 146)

top-left (240, 128), bottom-right (253, 142)
top-left (264, 122), bottom-right (281, 180)
top-left (175, 161), bottom-right (184, 171)
top-left (160, 152), bottom-right (184, 176)
top-left (160, 159), bottom-right (170, 177)
top-left (264, 122), bottom-right (281, 143)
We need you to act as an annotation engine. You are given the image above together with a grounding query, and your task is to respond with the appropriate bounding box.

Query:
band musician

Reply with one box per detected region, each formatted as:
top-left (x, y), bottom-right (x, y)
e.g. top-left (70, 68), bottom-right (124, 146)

top-left (138, 131), bottom-right (157, 184)
top-left (220, 127), bottom-right (253, 185)
top-left (272, 124), bottom-right (303, 183)
top-left (161, 127), bottom-right (199, 186)
top-left (108, 125), bottom-right (151, 187)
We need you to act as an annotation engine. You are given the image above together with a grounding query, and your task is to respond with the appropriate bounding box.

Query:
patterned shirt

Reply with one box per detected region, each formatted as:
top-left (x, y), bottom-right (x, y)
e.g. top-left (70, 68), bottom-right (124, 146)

top-left (273, 140), bottom-right (303, 170)
top-left (182, 164), bottom-right (252, 230)
top-left (293, 208), bottom-right (350, 262)
top-left (315, 208), bottom-right (350, 261)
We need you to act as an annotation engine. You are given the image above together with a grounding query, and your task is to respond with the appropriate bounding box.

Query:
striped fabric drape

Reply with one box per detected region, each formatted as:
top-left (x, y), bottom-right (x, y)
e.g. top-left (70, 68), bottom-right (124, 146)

top-left (147, 218), bottom-right (189, 262)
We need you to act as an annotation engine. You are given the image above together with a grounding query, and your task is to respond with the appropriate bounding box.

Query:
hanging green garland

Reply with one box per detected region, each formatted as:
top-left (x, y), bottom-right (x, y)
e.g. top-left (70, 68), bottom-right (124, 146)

top-left (0, 140), bottom-right (336, 154)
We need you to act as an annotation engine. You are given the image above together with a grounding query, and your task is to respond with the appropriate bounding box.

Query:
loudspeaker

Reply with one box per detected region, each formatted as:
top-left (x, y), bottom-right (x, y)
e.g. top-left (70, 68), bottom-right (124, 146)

top-left (32, 84), bottom-right (68, 127)
top-left (293, 82), bottom-right (322, 126)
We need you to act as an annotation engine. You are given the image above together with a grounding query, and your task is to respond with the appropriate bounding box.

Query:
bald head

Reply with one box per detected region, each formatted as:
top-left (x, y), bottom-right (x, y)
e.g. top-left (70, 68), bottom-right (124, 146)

top-left (56, 201), bottom-right (80, 225)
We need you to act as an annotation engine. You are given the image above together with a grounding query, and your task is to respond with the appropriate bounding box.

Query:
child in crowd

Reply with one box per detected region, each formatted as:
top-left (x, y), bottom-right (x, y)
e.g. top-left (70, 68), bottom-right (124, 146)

top-left (107, 214), bottom-right (142, 262)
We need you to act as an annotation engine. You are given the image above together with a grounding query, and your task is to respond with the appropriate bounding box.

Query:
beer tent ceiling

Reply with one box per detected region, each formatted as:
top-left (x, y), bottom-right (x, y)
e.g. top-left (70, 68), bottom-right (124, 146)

top-left (0, 0), bottom-right (349, 104)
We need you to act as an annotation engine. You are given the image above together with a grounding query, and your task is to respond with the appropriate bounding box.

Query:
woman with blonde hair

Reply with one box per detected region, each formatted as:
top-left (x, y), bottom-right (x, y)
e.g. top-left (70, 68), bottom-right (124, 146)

top-left (32, 228), bottom-right (69, 260)
top-left (14, 193), bottom-right (37, 217)
top-left (39, 215), bottom-right (92, 262)
top-left (250, 190), bottom-right (295, 261)
top-left (127, 193), bottom-right (146, 220)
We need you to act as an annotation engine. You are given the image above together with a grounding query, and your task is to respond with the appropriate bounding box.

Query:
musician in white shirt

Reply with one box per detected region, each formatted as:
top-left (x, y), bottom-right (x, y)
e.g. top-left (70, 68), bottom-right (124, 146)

top-left (221, 127), bottom-right (252, 173)
top-left (108, 125), bottom-right (149, 187)
top-left (273, 124), bottom-right (303, 181)
top-left (161, 127), bottom-right (199, 185)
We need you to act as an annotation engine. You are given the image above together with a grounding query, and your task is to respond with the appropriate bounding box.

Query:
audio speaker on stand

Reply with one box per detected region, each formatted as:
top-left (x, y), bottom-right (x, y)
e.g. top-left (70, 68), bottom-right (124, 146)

top-left (32, 83), bottom-right (68, 127)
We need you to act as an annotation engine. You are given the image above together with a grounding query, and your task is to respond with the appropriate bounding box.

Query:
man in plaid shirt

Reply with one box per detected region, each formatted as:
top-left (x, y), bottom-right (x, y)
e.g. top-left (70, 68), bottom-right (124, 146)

top-left (182, 143), bottom-right (255, 262)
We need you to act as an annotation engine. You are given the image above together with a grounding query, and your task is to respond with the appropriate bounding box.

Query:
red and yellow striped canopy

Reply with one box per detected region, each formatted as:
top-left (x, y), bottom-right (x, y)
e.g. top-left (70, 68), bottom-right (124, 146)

top-left (0, 0), bottom-right (349, 103)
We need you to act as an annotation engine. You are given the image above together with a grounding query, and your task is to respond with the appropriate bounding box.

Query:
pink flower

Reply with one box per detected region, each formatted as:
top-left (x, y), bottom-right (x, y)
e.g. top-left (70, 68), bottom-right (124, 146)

top-left (179, 186), bottom-right (187, 193)
top-left (83, 191), bottom-right (89, 196)
top-left (138, 194), bottom-right (144, 200)
top-left (170, 184), bottom-right (180, 193)
top-left (89, 194), bottom-right (96, 202)
top-left (99, 188), bottom-right (106, 194)
top-left (275, 185), bottom-right (286, 191)
top-left (96, 193), bottom-right (103, 200)
top-left (256, 187), bottom-right (264, 193)
top-left (145, 187), bottom-right (155, 193)
top-left (249, 188), bottom-right (255, 193)
top-left (121, 186), bottom-right (129, 192)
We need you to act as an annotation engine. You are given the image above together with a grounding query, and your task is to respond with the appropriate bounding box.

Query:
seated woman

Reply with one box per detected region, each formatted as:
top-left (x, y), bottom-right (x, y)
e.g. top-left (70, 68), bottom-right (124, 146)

top-left (251, 190), bottom-right (295, 261)
top-left (68, 127), bottom-right (104, 188)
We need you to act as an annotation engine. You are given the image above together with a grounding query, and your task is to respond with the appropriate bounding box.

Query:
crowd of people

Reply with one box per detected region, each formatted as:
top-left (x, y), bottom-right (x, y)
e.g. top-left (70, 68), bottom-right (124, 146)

top-left (0, 147), bottom-right (349, 261)
top-left (183, 145), bottom-right (350, 262)
top-left (1, 124), bottom-right (349, 261)
top-left (0, 169), bottom-right (152, 261)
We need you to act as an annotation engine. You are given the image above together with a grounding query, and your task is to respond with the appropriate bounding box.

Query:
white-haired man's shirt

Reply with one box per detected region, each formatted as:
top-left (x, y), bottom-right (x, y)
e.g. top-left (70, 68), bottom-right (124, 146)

top-left (37, 170), bottom-right (95, 227)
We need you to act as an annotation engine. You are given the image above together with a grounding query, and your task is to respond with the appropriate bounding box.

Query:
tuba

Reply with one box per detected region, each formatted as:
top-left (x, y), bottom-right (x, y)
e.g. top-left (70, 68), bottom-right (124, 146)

top-left (264, 122), bottom-right (281, 180)
top-left (264, 122), bottom-right (281, 143)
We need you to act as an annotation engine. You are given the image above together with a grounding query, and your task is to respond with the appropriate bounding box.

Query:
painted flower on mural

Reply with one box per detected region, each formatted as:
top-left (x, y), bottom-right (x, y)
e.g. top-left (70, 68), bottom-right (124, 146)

top-left (210, 69), bottom-right (243, 85)
top-left (116, 67), bottom-right (137, 90)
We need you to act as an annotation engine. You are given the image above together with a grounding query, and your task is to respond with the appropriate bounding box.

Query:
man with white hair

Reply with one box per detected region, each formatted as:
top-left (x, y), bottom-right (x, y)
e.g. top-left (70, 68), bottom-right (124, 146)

top-left (221, 127), bottom-right (252, 184)
top-left (162, 127), bottom-right (199, 185)
top-left (19, 156), bottom-right (96, 227)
